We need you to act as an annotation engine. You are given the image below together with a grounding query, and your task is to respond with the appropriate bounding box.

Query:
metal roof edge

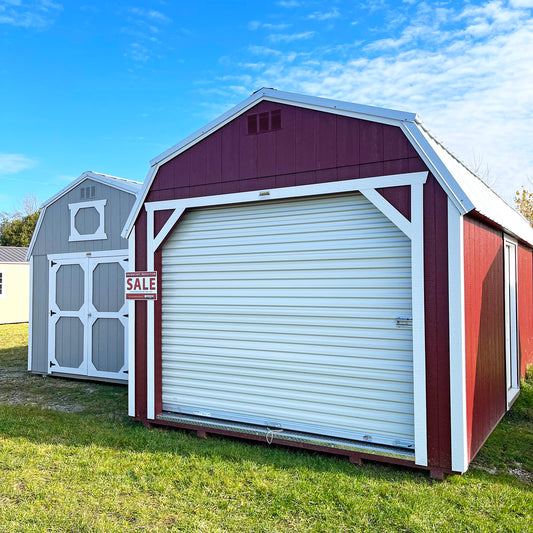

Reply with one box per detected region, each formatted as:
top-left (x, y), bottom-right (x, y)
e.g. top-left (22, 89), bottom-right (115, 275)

top-left (400, 122), bottom-right (474, 214)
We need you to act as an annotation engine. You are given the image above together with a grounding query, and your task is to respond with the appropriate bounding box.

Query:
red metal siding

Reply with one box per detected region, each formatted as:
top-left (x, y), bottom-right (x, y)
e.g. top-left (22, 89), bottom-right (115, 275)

top-left (518, 245), bottom-right (533, 376)
top-left (134, 102), bottom-right (453, 471)
top-left (463, 215), bottom-right (505, 462)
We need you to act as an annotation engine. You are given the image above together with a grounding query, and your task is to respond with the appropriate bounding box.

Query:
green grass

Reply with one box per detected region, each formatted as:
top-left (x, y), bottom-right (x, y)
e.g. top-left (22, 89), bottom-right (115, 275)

top-left (1, 324), bottom-right (532, 532)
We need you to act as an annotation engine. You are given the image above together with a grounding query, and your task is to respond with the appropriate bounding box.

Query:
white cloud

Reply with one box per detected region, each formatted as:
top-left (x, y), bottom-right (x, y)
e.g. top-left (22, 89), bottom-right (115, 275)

top-left (122, 6), bottom-right (171, 63)
top-left (277, 0), bottom-right (301, 7)
top-left (0, 153), bottom-right (38, 175)
top-left (308, 8), bottom-right (340, 20)
top-left (269, 31), bottom-right (315, 43)
top-left (0, 0), bottom-right (62, 28)
top-left (226, 1), bottom-right (533, 202)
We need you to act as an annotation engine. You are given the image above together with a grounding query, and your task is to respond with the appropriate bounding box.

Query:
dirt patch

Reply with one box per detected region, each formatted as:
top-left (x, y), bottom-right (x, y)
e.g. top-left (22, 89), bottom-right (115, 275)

top-left (508, 464), bottom-right (533, 484)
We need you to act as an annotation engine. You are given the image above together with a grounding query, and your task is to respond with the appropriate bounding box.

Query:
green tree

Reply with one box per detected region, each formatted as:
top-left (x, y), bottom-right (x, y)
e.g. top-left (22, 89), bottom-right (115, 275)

top-left (0, 195), bottom-right (40, 246)
top-left (515, 187), bottom-right (533, 226)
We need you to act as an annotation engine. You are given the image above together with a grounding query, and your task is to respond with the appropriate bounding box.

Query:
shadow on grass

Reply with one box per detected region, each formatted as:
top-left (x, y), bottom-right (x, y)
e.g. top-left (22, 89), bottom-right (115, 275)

top-left (1, 340), bottom-right (531, 487)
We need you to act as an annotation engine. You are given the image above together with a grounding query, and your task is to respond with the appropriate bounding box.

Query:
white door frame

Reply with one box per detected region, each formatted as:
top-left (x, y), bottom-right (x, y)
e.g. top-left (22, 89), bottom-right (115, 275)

top-left (141, 171), bottom-right (429, 466)
top-left (48, 250), bottom-right (128, 381)
top-left (48, 255), bottom-right (89, 375)
top-left (504, 235), bottom-right (520, 408)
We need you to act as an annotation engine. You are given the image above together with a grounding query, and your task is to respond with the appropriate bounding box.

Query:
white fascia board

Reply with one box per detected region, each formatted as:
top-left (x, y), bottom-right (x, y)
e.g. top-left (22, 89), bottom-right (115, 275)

top-left (122, 165), bottom-right (158, 239)
top-left (400, 122), bottom-right (474, 215)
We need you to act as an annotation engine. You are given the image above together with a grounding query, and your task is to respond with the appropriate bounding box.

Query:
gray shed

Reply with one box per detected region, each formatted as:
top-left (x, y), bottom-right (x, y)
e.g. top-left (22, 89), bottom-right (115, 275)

top-left (27, 171), bottom-right (141, 382)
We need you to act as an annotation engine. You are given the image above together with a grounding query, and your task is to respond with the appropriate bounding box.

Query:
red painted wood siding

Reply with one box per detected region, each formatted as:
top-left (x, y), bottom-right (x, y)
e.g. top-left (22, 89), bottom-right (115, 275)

top-left (424, 176), bottom-right (451, 471)
top-left (518, 245), bottom-right (533, 376)
top-left (147, 102), bottom-right (422, 220)
top-left (134, 101), bottom-right (453, 471)
top-left (463, 215), bottom-right (505, 462)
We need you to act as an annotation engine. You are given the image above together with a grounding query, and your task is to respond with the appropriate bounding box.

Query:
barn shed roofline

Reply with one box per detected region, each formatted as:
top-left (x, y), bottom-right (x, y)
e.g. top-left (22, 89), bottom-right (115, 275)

top-left (26, 171), bottom-right (142, 260)
top-left (121, 88), bottom-right (533, 247)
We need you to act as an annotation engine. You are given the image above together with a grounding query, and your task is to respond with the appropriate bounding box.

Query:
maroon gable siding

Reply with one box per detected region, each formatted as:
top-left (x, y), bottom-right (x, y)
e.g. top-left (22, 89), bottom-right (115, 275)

top-left (134, 101), bottom-right (453, 472)
top-left (463, 215), bottom-right (506, 462)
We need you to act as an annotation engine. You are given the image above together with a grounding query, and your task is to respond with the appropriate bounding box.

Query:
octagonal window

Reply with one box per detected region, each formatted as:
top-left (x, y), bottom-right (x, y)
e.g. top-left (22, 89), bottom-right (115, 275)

top-left (75, 207), bottom-right (100, 235)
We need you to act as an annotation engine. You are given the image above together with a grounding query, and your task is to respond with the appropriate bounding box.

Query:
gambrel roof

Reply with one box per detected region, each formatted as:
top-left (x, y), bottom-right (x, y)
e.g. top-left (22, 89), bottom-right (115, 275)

top-left (122, 88), bottom-right (533, 246)
top-left (27, 171), bottom-right (142, 259)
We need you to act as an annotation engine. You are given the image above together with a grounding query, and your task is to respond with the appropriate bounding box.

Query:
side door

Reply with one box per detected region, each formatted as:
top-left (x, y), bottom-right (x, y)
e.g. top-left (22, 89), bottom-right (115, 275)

top-left (48, 257), bottom-right (89, 375)
top-left (87, 254), bottom-right (128, 380)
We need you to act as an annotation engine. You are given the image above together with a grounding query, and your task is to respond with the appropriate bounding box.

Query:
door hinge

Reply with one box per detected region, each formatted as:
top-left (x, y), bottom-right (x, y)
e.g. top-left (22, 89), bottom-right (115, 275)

top-left (123, 258), bottom-right (129, 262)
top-left (49, 361), bottom-right (56, 368)
top-left (123, 370), bottom-right (128, 374)
top-left (50, 260), bottom-right (57, 267)
top-left (50, 310), bottom-right (56, 316)
top-left (123, 314), bottom-right (129, 317)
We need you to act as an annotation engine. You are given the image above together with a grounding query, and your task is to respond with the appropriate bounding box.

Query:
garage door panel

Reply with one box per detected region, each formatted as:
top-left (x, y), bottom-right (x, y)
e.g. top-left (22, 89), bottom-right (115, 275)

top-left (162, 362), bottom-right (413, 393)
top-left (162, 349), bottom-right (413, 376)
top-left (161, 192), bottom-right (414, 448)
top-left (161, 319), bottom-right (413, 341)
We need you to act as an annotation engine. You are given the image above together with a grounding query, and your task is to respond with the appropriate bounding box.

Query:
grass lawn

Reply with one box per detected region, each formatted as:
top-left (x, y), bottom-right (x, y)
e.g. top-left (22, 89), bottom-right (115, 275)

top-left (0, 323), bottom-right (532, 532)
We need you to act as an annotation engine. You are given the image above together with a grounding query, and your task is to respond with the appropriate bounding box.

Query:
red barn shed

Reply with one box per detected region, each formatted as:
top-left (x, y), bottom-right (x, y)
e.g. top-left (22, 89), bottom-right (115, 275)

top-left (123, 89), bottom-right (533, 478)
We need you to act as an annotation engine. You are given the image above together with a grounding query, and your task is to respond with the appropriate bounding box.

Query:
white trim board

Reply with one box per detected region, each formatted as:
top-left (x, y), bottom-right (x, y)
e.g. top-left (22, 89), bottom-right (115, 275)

top-left (27, 256), bottom-right (34, 371)
top-left (142, 170), bottom-right (428, 465)
top-left (448, 199), bottom-right (468, 473)
top-left (128, 226), bottom-right (136, 417)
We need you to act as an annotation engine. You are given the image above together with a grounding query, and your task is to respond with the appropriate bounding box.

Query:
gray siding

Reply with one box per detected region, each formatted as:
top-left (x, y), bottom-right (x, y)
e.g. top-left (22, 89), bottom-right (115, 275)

top-left (32, 179), bottom-right (135, 256)
top-left (31, 254), bottom-right (49, 373)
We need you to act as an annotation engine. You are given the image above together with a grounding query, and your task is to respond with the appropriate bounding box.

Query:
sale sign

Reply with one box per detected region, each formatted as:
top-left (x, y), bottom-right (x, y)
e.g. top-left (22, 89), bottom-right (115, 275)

top-left (125, 271), bottom-right (158, 300)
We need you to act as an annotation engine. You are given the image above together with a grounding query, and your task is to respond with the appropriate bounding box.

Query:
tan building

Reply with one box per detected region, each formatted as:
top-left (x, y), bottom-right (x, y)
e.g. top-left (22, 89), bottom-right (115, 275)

top-left (0, 246), bottom-right (29, 324)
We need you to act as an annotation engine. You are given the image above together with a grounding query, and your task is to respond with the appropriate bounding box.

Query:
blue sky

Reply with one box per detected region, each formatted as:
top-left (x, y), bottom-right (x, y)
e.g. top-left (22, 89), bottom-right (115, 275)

top-left (1, 0), bottom-right (532, 213)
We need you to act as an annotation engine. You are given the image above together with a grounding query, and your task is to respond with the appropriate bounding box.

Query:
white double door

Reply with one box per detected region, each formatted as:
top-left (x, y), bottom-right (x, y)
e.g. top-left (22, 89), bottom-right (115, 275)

top-left (48, 251), bottom-right (128, 381)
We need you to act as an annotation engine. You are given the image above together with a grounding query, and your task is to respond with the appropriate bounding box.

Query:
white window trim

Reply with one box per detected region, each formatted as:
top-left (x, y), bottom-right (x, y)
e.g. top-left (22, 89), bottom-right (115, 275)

top-left (68, 199), bottom-right (107, 242)
top-left (0, 270), bottom-right (5, 298)
top-left (142, 170), bottom-right (429, 466)
top-left (504, 235), bottom-right (520, 409)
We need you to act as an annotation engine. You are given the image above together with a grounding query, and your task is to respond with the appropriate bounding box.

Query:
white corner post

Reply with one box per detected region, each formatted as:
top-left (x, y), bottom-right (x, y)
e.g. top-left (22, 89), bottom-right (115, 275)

top-left (127, 226), bottom-right (136, 418)
top-left (410, 180), bottom-right (427, 467)
top-left (27, 256), bottom-right (34, 371)
top-left (448, 198), bottom-right (468, 473)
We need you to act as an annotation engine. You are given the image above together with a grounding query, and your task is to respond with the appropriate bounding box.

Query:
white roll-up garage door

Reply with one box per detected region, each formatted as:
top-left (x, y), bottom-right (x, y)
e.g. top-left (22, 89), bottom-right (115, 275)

top-left (161, 192), bottom-right (414, 449)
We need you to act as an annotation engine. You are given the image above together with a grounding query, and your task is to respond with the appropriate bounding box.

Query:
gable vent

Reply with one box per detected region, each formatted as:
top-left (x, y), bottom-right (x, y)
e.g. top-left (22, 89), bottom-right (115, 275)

top-left (247, 110), bottom-right (282, 134)
top-left (80, 186), bottom-right (96, 200)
